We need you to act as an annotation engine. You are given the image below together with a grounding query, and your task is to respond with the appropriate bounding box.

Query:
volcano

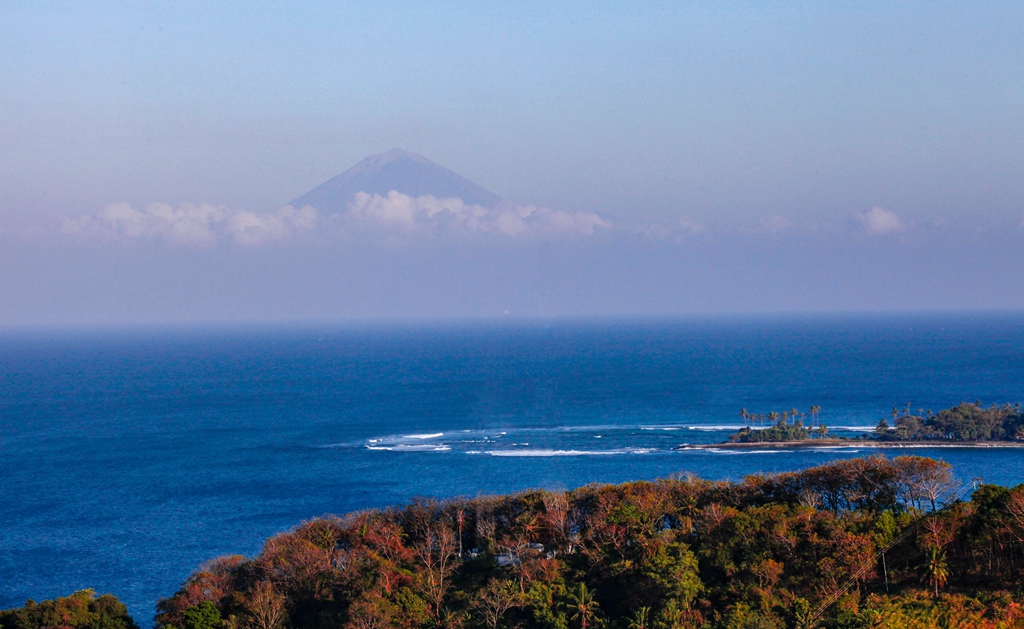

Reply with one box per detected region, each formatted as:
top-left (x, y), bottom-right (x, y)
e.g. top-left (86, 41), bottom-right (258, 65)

top-left (289, 149), bottom-right (502, 211)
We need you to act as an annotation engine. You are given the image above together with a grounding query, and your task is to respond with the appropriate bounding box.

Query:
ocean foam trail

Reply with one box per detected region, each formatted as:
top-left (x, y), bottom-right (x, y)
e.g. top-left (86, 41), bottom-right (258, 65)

top-left (317, 442), bottom-right (368, 449)
top-left (547, 423), bottom-right (628, 432)
top-left (686, 425), bottom-right (745, 431)
top-left (706, 448), bottom-right (781, 455)
top-left (366, 444), bottom-right (451, 452)
top-left (369, 422), bottom-right (720, 444)
top-left (486, 449), bottom-right (626, 457)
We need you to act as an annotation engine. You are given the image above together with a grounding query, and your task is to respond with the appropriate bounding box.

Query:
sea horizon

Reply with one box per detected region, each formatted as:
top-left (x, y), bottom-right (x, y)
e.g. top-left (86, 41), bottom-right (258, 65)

top-left (3, 306), bottom-right (1023, 334)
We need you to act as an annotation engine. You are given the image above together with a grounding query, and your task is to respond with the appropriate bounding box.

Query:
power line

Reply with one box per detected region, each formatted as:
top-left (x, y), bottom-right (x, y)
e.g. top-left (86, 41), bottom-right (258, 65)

top-left (808, 478), bottom-right (979, 625)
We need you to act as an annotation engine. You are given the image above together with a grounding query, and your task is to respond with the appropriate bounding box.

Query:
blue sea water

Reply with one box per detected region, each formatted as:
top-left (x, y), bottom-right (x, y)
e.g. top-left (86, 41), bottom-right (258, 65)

top-left (1, 313), bottom-right (1024, 621)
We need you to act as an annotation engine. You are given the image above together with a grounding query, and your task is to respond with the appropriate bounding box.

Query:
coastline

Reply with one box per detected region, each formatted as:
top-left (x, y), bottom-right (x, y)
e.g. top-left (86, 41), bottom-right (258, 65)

top-left (676, 439), bottom-right (1024, 450)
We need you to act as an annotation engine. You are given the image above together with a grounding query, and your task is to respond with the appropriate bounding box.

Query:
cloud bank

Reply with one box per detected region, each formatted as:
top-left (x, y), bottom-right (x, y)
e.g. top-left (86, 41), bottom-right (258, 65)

top-left (62, 202), bottom-right (318, 247)
top-left (58, 197), bottom-right (964, 251)
top-left (61, 192), bottom-right (611, 247)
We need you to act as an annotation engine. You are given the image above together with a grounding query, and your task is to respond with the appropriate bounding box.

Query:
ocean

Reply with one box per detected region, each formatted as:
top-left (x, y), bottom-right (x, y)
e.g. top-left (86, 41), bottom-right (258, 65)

top-left (1, 313), bottom-right (1023, 621)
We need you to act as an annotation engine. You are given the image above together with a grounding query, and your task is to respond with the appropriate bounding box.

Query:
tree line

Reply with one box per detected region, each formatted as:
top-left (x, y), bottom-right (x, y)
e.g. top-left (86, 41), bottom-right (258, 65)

top-left (875, 402), bottom-right (1024, 442)
top-left (729, 402), bottom-right (1024, 443)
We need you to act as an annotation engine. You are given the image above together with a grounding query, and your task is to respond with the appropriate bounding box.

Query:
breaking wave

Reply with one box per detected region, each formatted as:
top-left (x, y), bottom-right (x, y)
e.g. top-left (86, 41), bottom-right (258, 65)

top-left (485, 449), bottom-right (625, 457)
top-left (339, 422), bottom-right (890, 457)
top-left (706, 448), bottom-right (782, 455)
top-left (365, 444), bottom-right (451, 452)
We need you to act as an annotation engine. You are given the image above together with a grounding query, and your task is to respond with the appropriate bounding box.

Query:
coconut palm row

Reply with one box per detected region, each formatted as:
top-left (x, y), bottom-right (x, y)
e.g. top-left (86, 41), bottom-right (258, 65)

top-left (739, 405), bottom-right (822, 429)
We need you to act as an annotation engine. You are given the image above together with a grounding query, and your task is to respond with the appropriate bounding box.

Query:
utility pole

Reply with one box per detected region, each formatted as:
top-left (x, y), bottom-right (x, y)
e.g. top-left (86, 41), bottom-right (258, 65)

top-left (882, 553), bottom-right (889, 593)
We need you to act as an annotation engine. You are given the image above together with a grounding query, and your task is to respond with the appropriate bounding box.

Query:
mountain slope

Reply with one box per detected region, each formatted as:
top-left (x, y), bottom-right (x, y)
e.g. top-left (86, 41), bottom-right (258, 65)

top-left (289, 149), bottom-right (502, 211)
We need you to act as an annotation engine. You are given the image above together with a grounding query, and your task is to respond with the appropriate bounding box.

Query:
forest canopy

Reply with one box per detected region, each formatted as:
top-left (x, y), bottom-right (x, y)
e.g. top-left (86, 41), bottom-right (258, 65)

top-left (151, 455), bottom-right (1024, 629)
top-left (0, 589), bottom-right (138, 629)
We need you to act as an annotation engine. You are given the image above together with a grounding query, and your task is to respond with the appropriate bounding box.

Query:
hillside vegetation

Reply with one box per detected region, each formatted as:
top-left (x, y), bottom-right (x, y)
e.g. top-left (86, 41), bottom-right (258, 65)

top-left (0, 589), bottom-right (137, 629)
top-left (151, 456), bottom-right (1024, 629)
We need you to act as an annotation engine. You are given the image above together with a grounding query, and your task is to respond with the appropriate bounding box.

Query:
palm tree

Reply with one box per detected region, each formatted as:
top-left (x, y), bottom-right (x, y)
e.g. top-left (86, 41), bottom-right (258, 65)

top-left (627, 606), bottom-right (651, 629)
top-left (740, 408), bottom-right (749, 428)
top-left (567, 583), bottom-right (599, 629)
top-left (925, 546), bottom-right (949, 599)
top-left (809, 405), bottom-right (821, 429)
top-left (456, 509), bottom-right (465, 556)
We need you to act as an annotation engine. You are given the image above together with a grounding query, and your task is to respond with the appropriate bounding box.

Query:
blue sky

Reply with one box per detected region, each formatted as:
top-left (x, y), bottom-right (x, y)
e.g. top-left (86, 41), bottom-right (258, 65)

top-left (1, 2), bottom-right (1022, 324)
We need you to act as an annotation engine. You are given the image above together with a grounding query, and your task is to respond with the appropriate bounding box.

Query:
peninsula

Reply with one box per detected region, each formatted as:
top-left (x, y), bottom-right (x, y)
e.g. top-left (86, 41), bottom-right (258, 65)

top-left (692, 402), bottom-right (1024, 449)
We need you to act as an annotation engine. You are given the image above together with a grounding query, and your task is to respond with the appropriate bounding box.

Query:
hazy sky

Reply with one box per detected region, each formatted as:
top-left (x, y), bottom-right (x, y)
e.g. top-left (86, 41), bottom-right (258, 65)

top-left (1, 2), bottom-right (1023, 325)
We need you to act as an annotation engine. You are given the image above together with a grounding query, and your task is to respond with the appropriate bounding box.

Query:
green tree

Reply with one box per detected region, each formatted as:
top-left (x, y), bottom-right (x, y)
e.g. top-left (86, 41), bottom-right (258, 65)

top-left (181, 602), bottom-right (221, 629)
top-left (791, 598), bottom-right (814, 629)
top-left (641, 543), bottom-right (702, 608)
top-left (524, 580), bottom-right (569, 629)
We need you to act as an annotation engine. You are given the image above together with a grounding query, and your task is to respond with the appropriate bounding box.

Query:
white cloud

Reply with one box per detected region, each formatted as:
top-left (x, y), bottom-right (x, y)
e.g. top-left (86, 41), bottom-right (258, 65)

top-left (226, 205), bottom-right (318, 246)
top-left (855, 207), bottom-right (906, 235)
top-left (345, 191), bottom-right (487, 231)
top-left (343, 191), bottom-right (610, 239)
top-left (62, 202), bottom-right (318, 247)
